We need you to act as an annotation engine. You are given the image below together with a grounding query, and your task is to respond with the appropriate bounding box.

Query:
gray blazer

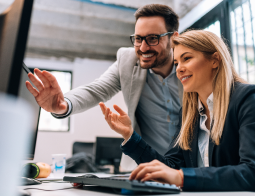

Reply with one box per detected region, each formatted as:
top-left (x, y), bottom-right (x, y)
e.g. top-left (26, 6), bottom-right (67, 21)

top-left (64, 47), bottom-right (183, 170)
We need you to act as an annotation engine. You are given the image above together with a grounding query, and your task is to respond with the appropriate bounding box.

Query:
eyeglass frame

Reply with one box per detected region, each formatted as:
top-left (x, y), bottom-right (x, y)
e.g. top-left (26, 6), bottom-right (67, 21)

top-left (130, 32), bottom-right (174, 46)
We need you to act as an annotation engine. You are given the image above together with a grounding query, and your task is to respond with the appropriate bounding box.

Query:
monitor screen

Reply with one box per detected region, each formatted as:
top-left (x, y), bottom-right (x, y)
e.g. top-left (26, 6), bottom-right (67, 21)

top-left (0, 0), bottom-right (38, 160)
top-left (95, 137), bottom-right (123, 173)
top-left (18, 66), bottom-right (40, 160)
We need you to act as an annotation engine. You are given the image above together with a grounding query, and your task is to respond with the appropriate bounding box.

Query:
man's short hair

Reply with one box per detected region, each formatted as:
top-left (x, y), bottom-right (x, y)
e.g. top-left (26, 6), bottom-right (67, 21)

top-left (134, 4), bottom-right (179, 32)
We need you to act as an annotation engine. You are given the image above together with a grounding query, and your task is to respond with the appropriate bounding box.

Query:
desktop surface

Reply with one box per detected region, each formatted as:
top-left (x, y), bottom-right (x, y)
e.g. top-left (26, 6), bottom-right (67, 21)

top-left (18, 173), bottom-right (255, 196)
top-left (19, 182), bottom-right (255, 196)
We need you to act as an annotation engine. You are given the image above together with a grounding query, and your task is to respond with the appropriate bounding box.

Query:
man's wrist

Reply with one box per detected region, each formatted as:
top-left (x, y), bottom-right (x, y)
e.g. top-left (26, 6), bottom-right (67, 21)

top-left (51, 98), bottom-right (72, 119)
top-left (61, 100), bottom-right (69, 115)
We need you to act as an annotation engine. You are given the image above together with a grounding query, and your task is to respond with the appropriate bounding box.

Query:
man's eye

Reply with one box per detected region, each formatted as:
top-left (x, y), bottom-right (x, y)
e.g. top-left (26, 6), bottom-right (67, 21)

top-left (134, 37), bottom-right (142, 41)
top-left (148, 36), bottom-right (158, 41)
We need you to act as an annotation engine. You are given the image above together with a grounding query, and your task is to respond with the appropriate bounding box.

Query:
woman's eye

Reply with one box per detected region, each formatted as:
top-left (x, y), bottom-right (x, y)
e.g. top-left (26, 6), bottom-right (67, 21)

top-left (184, 57), bottom-right (191, 61)
top-left (174, 63), bottom-right (178, 67)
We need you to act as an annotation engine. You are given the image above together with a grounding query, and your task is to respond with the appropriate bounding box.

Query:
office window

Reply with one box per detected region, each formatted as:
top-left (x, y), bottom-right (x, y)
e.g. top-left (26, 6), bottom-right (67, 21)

top-left (204, 20), bottom-right (221, 38)
top-left (37, 70), bottom-right (72, 132)
top-left (186, 0), bottom-right (255, 84)
top-left (230, 0), bottom-right (255, 83)
top-left (187, 1), bottom-right (232, 48)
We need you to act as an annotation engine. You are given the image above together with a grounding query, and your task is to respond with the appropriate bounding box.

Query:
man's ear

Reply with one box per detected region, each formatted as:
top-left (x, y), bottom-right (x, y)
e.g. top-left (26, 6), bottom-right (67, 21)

top-left (212, 52), bottom-right (221, 68)
top-left (170, 31), bottom-right (179, 47)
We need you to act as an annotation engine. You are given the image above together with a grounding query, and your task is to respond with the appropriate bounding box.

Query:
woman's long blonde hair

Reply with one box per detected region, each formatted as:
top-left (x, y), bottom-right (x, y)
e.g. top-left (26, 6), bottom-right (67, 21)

top-left (173, 30), bottom-right (246, 150)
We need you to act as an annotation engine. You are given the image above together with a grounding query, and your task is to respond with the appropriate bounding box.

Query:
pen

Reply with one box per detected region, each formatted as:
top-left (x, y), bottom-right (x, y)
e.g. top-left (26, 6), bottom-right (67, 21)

top-left (22, 62), bottom-right (32, 74)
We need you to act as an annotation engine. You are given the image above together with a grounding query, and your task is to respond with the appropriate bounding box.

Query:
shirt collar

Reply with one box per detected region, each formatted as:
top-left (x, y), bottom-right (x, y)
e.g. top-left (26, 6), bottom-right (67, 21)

top-left (198, 93), bottom-right (213, 115)
top-left (149, 64), bottom-right (176, 82)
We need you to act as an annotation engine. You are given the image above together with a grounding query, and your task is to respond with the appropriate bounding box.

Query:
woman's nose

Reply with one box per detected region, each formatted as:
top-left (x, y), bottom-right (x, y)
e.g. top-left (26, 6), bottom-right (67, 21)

top-left (176, 64), bottom-right (186, 78)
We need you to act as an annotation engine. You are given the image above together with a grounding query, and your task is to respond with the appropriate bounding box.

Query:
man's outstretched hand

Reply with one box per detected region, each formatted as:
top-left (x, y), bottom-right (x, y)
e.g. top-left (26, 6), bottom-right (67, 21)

top-left (26, 68), bottom-right (68, 115)
top-left (99, 102), bottom-right (133, 140)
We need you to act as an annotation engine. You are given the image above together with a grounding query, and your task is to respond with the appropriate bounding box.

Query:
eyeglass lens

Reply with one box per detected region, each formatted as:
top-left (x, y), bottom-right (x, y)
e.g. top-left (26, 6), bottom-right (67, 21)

top-left (131, 35), bottom-right (159, 46)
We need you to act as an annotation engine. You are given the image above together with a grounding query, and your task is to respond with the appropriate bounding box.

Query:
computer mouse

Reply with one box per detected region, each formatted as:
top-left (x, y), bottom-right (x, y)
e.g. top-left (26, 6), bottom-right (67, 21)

top-left (80, 174), bottom-right (99, 178)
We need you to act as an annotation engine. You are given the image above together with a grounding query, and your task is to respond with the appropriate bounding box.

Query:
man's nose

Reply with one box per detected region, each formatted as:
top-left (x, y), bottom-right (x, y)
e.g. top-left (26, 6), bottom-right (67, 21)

top-left (139, 39), bottom-right (150, 52)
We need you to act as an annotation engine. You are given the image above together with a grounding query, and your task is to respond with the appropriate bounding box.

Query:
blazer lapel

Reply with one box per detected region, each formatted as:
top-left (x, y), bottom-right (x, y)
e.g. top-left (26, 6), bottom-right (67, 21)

top-left (209, 120), bottom-right (215, 166)
top-left (128, 61), bottom-right (147, 128)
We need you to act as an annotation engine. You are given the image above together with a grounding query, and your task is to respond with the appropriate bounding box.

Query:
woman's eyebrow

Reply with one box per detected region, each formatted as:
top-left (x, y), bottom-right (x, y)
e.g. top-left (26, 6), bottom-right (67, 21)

top-left (174, 52), bottom-right (192, 61)
top-left (180, 52), bottom-right (192, 58)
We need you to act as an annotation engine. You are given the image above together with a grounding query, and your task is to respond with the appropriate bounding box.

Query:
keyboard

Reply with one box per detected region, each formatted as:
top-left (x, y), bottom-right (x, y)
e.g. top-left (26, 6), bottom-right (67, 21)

top-left (63, 175), bottom-right (180, 194)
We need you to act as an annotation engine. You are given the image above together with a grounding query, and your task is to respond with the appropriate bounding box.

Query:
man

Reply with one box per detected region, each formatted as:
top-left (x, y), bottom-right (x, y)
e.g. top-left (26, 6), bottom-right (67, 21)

top-left (26, 4), bottom-right (182, 170)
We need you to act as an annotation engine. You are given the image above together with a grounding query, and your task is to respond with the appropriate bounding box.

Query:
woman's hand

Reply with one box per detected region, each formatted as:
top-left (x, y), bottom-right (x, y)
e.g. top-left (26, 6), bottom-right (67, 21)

top-left (130, 160), bottom-right (183, 187)
top-left (99, 102), bottom-right (133, 140)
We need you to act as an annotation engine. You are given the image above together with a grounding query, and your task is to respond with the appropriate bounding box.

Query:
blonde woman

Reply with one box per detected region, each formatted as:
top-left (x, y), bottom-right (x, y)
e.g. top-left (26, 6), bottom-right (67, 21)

top-left (99, 30), bottom-right (255, 191)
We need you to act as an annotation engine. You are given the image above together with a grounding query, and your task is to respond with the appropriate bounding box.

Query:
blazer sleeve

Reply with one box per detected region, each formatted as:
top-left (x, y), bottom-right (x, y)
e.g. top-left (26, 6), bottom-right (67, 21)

top-left (183, 89), bottom-right (255, 191)
top-left (63, 57), bottom-right (122, 116)
top-left (121, 109), bottom-right (185, 169)
top-left (121, 131), bottom-right (186, 169)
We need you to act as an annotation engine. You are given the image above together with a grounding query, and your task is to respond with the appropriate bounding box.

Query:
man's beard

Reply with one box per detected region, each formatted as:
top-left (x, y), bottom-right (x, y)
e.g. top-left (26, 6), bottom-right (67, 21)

top-left (137, 42), bottom-right (171, 69)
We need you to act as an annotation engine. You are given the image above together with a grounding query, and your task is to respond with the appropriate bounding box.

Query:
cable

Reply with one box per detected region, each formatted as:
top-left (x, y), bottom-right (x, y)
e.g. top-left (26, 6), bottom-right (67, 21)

top-left (23, 187), bottom-right (74, 191)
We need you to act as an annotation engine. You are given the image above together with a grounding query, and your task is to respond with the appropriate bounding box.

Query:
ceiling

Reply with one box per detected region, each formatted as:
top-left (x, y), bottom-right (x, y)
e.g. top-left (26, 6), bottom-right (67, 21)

top-left (0, 0), bottom-right (203, 61)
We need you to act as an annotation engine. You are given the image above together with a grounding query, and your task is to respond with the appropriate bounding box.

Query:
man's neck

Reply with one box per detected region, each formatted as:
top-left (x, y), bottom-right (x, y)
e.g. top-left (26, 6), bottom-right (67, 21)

top-left (151, 61), bottom-right (174, 78)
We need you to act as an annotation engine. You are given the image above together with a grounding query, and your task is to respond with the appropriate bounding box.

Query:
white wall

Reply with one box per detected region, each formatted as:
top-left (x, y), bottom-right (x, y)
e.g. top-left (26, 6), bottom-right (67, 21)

top-left (24, 57), bottom-right (127, 164)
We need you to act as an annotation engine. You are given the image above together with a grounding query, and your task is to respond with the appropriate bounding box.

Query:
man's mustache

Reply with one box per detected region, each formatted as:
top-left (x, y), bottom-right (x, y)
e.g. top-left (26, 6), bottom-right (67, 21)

top-left (137, 50), bottom-right (158, 56)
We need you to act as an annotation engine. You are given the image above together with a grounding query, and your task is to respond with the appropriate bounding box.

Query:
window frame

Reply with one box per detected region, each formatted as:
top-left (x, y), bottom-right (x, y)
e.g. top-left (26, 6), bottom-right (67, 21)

top-left (186, 1), bottom-right (232, 53)
top-left (29, 67), bottom-right (73, 132)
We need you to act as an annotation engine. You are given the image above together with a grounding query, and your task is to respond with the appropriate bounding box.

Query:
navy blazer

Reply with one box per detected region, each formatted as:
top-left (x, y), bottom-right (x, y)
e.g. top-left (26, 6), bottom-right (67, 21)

top-left (121, 82), bottom-right (255, 191)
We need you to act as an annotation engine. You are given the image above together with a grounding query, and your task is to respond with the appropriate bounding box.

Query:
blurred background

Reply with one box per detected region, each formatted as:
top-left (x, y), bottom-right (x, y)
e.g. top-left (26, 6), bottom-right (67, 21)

top-left (0, 0), bottom-right (254, 164)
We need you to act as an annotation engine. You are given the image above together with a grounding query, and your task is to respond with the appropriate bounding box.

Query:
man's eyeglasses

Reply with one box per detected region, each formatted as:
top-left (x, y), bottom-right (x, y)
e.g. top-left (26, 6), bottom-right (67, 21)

top-left (130, 32), bottom-right (174, 46)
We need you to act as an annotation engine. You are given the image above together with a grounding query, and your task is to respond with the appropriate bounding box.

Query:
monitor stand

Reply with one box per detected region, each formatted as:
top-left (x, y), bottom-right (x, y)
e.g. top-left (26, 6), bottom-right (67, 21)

top-left (113, 158), bottom-right (120, 174)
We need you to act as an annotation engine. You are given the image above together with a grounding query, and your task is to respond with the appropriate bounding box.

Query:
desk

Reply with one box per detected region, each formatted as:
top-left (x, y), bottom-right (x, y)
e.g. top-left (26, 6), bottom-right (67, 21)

top-left (19, 182), bottom-right (255, 196)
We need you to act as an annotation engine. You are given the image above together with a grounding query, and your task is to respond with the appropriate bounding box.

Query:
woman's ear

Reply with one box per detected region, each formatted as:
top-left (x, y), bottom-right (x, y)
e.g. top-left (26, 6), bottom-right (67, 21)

top-left (212, 52), bottom-right (221, 68)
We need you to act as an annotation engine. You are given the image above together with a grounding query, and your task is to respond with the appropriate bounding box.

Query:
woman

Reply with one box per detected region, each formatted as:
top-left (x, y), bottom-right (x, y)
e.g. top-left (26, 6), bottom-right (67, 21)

top-left (99, 30), bottom-right (255, 191)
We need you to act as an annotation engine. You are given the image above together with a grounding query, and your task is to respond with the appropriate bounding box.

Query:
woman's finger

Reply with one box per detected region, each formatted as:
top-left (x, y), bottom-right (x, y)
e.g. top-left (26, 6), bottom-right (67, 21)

top-left (130, 163), bottom-right (148, 180)
top-left (105, 108), bottom-right (110, 121)
top-left (141, 171), bottom-right (165, 183)
top-left (99, 102), bottom-right (106, 115)
top-left (135, 166), bottom-right (160, 181)
top-left (113, 104), bottom-right (126, 116)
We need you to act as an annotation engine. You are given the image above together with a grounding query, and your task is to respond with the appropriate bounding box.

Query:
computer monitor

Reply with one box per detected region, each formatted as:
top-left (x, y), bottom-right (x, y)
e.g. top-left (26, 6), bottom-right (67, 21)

top-left (95, 137), bottom-right (123, 174)
top-left (19, 65), bottom-right (41, 160)
top-left (0, 0), bottom-right (39, 160)
top-left (0, 0), bottom-right (34, 96)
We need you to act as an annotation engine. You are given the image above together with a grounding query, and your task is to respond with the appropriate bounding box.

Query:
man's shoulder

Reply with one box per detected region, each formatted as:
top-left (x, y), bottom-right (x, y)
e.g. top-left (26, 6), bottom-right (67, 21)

top-left (116, 47), bottom-right (138, 70)
top-left (117, 47), bottom-right (137, 60)
top-left (117, 47), bottom-right (135, 55)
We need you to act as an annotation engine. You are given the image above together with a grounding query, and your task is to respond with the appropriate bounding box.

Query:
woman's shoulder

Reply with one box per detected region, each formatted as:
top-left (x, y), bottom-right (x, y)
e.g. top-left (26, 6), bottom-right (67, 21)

top-left (230, 82), bottom-right (255, 104)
